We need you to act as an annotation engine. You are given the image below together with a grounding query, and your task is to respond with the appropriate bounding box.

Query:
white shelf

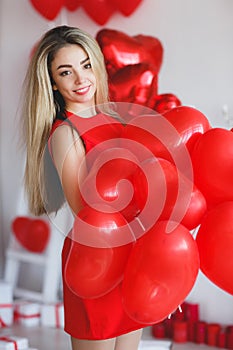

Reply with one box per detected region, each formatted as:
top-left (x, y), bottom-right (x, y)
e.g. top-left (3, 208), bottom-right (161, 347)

top-left (6, 249), bottom-right (47, 265)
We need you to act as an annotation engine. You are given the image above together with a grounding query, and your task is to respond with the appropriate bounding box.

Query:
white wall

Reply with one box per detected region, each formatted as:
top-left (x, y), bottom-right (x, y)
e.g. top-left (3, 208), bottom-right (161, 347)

top-left (1, 0), bottom-right (233, 324)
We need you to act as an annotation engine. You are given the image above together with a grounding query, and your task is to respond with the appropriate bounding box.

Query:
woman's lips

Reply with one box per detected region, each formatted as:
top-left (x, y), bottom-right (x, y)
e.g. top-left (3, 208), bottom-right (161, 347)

top-left (74, 86), bottom-right (91, 95)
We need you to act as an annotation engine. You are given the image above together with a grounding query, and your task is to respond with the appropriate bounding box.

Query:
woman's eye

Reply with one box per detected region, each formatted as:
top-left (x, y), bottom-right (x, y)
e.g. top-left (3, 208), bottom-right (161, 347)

top-left (84, 63), bottom-right (92, 69)
top-left (60, 71), bottom-right (71, 76)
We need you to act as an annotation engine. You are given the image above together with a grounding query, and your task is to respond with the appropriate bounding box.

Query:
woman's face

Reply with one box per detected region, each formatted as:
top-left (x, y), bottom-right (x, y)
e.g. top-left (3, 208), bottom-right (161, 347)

top-left (51, 44), bottom-right (97, 113)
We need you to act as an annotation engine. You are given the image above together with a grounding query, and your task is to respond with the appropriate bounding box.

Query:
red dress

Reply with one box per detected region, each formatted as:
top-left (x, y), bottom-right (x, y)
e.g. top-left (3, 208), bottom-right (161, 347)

top-left (50, 111), bottom-right (146, 340)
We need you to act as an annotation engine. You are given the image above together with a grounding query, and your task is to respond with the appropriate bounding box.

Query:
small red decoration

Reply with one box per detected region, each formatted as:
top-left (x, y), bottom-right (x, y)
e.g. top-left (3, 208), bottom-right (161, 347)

top-left (12, 216), bottom-right (50, 253)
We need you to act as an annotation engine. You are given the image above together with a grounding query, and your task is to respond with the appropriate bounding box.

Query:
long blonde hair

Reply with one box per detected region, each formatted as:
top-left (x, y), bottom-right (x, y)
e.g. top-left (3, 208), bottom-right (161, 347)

top-left (22, 25), bottom-right (110, 216)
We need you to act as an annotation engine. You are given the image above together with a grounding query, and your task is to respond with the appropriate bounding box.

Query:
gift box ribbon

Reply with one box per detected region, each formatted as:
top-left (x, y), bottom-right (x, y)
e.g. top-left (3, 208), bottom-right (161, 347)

top-left (0, 304), bottom-right (13, 328)
top-left (0, 336), bottom-right (18, 350)
top-left (55, 303), bottom-right (63, 328)
top-left (14, 310), bottom-right (40, 321)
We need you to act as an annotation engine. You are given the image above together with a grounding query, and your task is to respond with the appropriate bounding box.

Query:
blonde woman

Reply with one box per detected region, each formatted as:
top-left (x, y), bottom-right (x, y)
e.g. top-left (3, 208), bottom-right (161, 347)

top-left (21, 25), bottom-right (144, 350)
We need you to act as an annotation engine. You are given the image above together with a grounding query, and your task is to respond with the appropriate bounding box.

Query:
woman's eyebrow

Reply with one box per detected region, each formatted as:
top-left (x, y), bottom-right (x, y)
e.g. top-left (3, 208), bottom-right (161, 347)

top-left (57, 64), bottom-right (72, 70)
top-left (56, 57), bottom-right (89, 70)
top-left (80, 56), bottom-right (89, 64)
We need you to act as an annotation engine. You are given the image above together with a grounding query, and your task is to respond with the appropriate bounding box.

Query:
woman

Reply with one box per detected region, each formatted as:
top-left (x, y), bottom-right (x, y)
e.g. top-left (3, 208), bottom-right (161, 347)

top-left (21, 25), bottom-right (145, 350)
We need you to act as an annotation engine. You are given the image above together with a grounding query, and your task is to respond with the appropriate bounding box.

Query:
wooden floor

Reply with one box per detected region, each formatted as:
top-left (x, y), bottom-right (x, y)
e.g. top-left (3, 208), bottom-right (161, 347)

top-left (0, 325), bottom-right (226, 350)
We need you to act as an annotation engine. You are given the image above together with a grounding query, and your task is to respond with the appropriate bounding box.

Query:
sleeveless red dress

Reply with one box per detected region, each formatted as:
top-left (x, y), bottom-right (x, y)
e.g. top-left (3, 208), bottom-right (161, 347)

top-left (50, 111), bottom-right (146, 340)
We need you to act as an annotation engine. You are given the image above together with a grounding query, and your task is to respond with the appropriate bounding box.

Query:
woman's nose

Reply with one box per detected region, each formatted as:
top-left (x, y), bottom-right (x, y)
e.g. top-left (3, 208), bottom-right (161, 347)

top-left (74, 70), bottom-right (85, 83)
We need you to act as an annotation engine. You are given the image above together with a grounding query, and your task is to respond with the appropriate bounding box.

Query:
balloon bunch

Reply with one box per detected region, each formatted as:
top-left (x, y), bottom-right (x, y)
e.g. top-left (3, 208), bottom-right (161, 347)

top-left (12, 216), bottom-right (50, 253)
top-left (29, 0), bottom-right (143, 24)
top-left (63, 102), bottom-right (218, 325)
top-left (96, 29), bottom-right (182, 114)
top-left (96, 28), bottom-right (233, 298)
top-left (192, 128), bottom-right (233, 295)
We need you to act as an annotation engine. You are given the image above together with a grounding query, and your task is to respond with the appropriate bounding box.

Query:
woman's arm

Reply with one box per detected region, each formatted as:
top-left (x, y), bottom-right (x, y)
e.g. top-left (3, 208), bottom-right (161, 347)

top-left (50, 124), bottom-right (87, 216)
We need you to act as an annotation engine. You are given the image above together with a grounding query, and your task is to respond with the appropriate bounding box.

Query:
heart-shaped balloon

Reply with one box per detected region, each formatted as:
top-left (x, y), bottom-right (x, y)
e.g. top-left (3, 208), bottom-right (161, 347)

top-left (96, 29), bottom-right (163, 76)
top-left (30, 0), bottom-right (63, 20)
top-left (81, 147), bottom-right (145, 221)
top-left (109, 63), bottom-right (158, 108)
top-left (121, 114), bottom-right (189, 164)
top-left (153, 93), bottom-right (182, 114)
top-left (82, 0), bottom-right (116, 25)
top-left (64, 205), bottom-right (134, 298)
top-left (64, 0), bottom-right (82, 11)
top-left (133, 158), bottom-right (206, 231)
top-left (12, 216), bottom-right (50, 253)
top-left (164, 106), bottom-right (211, 154)
top-left (196, 201), bottom-right (233, 295)
top-left (191, 127), bottom-right (233, 206)
top-left (110, 0), bottom-right (143, 16)
top-left (122, 220), bottom-right (199, 324)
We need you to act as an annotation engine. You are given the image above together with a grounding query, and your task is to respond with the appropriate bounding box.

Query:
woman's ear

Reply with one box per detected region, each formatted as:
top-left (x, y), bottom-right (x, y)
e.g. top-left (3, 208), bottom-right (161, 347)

top-left (53, 84), bottom-right (58, 91)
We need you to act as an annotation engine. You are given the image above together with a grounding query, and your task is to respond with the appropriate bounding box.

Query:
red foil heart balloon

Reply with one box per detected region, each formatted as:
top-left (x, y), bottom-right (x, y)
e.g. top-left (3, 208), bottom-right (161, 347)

top-left (153, 93), bottom-right (182, 114)
top-left (109, 63), bottom-right (158, 107)
top-left (96, 29), bottom-right (163, 76)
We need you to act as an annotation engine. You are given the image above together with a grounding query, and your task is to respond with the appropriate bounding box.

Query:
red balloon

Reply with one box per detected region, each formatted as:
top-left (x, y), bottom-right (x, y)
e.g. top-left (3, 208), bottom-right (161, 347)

top-left (12, 217), bottom-right (50, 253)
top-left (109, 63), bottom-right (158, 108)
top-left (153, 93), bottom-right (182, 114)
top-left (81, 148), bottom-right (144, 221)
top-left (181, 185), bottom-right (207, 230)
top-left (64, 205), bottom-right (133, 298)
top-left (110, 0), bottom-right (143, 16)
top-left (82, 0), bottom-right (116, 25)
top-left (96, 29), bottom-right (163, 76)
top-left (121, 114), bottom-right (194, 164)
top-left (12, 216), bottom-right (32, 240)
top-left (196, 202), bottom-right (233, 295)
top-left (164, 106), bottom-right (211, 154)
top-left (29, 219), bottom-right (50, 252)
top-left (30, 0), bottom-right (63, 20)
top-left (64, 0), bottom-right (82, 11)
top-left (191, 128), bottom-right (233, 206)
top-left (133, 158), bottom-right (206, 231)
top-left (122, 221), bottom-right (199, 324)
